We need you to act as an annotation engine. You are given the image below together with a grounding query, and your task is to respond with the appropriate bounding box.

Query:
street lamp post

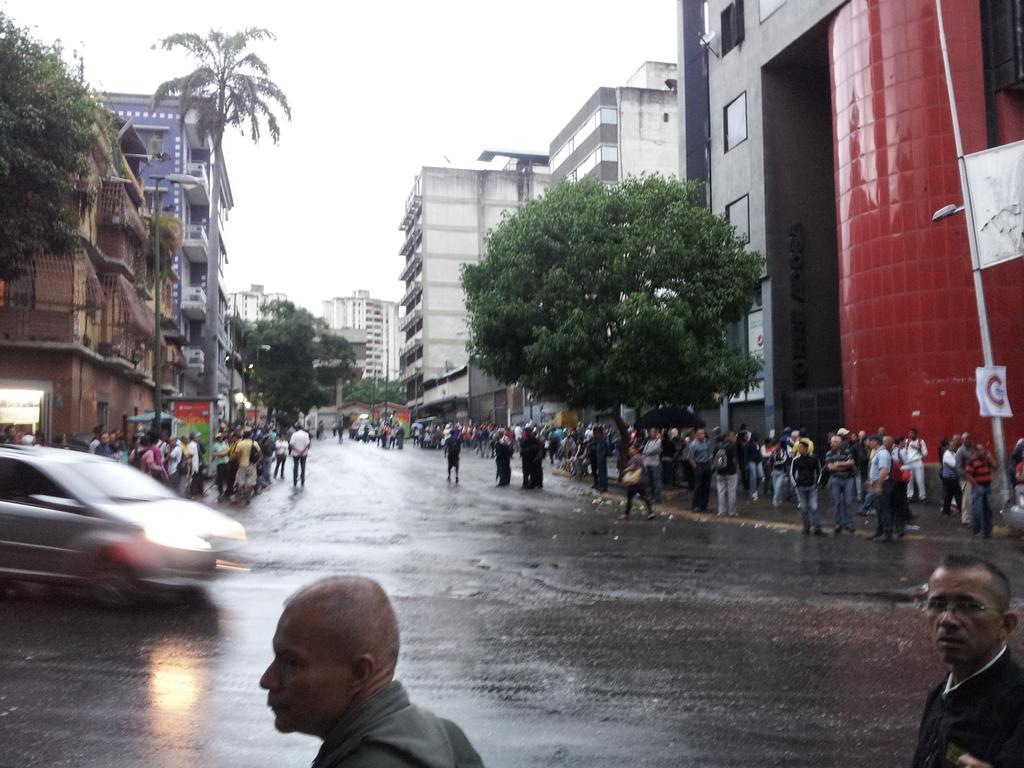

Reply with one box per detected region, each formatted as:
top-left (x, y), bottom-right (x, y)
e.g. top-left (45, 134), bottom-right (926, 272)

top-left (933, 0), bottom-right (1011, 507)
top-left (149, 173), bottom-right (197, 434)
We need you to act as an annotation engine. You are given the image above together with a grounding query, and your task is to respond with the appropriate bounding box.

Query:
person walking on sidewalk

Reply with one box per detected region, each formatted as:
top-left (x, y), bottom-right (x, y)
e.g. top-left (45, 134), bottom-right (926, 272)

top-left (956, 432), bottom-right (974, 526)
top-left (274, 433), bottom-right (289, 479)
top-left (791, 440), bottom-right (823, 535)
top-left (868, 434), bottom-right (894, 542)
top-left (714, 431), bottom-right (740, 517)
top-left (771, 439), bottom-right (792, 507)
top-left (642, 428), bottom-right (663, 503)
top-left (689, 428), bottom-right (712, 512)
top-left (966, 443), bottom-right (997, 538)
top-left (939, 436), bottom-right (963, 517)
top-left (904, 427), bottom-right (928, 503)
top-left (825, 434), bottom-right (856, 534)
top-left (290, 423), bottom-right (311, 488)
top-left (620, 444), bottom-right (655, 520)
top-left (591, 425), bottom-right (609, 492)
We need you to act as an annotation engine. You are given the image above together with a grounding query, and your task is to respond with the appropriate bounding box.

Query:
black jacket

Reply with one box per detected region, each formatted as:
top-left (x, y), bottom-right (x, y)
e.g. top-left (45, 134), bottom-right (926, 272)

top-left (911, 650), bottom-right (1024, 768)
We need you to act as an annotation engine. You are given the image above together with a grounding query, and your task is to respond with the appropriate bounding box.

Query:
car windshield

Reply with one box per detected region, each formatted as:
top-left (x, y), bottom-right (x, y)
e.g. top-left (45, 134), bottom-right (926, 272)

top-left (65, 461), bottom-right (176, 503)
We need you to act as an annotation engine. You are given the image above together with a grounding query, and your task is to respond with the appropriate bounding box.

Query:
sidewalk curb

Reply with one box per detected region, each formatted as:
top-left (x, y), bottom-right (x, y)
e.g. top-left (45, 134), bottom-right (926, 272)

top-left (555, 469), bottom-right (1018, 541)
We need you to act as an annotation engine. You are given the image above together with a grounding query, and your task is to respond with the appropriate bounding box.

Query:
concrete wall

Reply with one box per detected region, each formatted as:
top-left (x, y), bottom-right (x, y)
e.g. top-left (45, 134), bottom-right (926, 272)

top-left (618, 87), bottom-right (679, 179)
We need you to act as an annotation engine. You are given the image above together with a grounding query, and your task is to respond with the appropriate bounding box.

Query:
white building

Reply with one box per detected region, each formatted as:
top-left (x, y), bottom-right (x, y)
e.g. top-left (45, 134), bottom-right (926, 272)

top-left (548, 61), bottom-right (679, 184)
top-left (398, 152), bottom-right (550, 419)
top-left (229, 284), bottom-right (287, 324)
top-left (322, 290), bottom-right (400, 380)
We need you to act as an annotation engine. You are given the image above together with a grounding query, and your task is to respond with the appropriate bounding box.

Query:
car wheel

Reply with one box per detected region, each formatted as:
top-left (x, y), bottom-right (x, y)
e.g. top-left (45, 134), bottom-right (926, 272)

top-left (90, 557), bottom-right (139, 608)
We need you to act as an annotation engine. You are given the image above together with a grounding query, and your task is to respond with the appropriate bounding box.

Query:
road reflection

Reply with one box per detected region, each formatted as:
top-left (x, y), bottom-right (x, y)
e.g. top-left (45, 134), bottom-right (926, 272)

top-left (149, 638), bottom-right (205, 714)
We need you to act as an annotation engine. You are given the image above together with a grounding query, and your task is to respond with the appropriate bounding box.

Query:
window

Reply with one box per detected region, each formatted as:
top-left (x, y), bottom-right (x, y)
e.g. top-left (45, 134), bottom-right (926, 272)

top-left (721, 0), bottom-right (745, 55)
top-left (599, 107), bottom-right (618, 125)
top-left (725, 93), bottom-right (747, 151)
top-left (759, 0), bottom-right (785, 21)
top-left (0, 458), bottom-right (63, 504)
top-left (600, 145), bottom-right (619, 163)
top-left (727, 195), bottom-right (750, 243)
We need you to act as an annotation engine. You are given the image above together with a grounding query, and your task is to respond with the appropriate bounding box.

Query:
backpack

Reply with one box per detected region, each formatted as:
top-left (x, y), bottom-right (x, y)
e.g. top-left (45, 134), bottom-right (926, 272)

top-left (713, 447), bottom-right (729, 472)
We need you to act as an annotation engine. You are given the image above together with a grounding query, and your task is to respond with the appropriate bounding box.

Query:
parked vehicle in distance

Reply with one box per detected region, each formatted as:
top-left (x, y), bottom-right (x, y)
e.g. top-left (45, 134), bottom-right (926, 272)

top-left (0, 445), bottom-right (246, 604)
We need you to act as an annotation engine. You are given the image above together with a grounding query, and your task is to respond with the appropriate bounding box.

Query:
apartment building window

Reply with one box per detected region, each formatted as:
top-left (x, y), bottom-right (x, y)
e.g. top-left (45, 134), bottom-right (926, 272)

top-left (726, 195), bottom-right (750, 243)
top-left (599, 107), bottom-right (618, 125)
top-left (721, 0), bottom-right (745, 55)
top-left (724, 92), bottom-right (747, 151)
top-left (759, 0), bottom-right (785, 21)
top-left (600, 145), bottom-right (619, 163)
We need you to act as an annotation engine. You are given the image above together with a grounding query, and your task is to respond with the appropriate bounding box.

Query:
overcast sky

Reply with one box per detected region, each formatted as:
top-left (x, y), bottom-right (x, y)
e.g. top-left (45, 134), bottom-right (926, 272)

top-left (2, 0), bottom-right (678, 314)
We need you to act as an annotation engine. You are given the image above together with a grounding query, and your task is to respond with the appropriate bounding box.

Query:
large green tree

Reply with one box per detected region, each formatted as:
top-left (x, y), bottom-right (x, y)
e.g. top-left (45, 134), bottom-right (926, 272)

top-left (0, 12), bottom-right (99, 281)
top-left (343, 378), bottom-right (405, 405)
top-left (462, 175), bottom-right (763, 450)
top-left (245, 301), bottom-right (355, 414)
top-left (152, 28), bottom-right (291, 398)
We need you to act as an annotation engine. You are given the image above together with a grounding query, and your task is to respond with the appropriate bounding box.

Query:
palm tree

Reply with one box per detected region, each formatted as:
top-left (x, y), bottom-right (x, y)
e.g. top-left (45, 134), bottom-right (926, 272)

top-left (151, 28), bottom-right (291, 400)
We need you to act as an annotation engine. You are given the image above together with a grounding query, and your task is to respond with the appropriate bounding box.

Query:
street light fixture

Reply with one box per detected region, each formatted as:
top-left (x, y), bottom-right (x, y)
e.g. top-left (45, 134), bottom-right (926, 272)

top-left (933, 0), bottom-right (1010, 506)
top-left (150, 173), bottom-right (197, 434)
top-left (931, 204), bottom-right (964, 222)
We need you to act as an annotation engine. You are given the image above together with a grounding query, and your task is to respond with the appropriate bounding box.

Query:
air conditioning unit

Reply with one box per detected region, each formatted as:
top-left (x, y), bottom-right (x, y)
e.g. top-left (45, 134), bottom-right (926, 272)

top-left (187, 349), bottom-right (205, 366)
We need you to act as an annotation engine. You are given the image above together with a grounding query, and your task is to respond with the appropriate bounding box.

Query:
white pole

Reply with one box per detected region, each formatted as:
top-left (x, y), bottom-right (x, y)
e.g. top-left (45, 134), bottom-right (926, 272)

top-left (935, 0), bottom-right (1010, 508)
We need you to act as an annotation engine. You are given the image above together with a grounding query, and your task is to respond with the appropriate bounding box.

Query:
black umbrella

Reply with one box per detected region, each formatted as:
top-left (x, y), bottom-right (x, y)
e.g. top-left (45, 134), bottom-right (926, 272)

top-left (639, 407), bottom-right (705, 430)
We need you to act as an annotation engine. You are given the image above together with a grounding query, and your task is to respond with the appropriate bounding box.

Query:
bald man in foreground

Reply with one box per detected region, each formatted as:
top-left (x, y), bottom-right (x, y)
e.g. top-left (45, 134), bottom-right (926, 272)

top-left (260, 577), bottom-right (485, 768)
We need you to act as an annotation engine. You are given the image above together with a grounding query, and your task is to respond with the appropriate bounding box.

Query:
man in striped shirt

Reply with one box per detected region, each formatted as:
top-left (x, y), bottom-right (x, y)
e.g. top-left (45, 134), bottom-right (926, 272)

top-left (966, 444), bottom-right (997, 539)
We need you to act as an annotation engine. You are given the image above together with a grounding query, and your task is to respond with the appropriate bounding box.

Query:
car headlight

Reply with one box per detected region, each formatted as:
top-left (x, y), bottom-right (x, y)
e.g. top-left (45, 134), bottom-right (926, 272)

top-left (216, 520), bottom-right (247, 541)
top-left (144, 524), bottom-right (213, 551)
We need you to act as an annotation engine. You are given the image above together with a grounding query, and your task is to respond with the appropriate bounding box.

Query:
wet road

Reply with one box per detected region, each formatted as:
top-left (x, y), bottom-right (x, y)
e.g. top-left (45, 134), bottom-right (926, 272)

top-left (2, 441), bottom-right (1023, 767)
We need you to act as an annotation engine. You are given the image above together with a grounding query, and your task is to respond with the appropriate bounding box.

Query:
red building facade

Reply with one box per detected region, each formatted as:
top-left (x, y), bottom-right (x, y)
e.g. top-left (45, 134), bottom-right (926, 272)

top-left (831, 0), bottom-right (1024, 449)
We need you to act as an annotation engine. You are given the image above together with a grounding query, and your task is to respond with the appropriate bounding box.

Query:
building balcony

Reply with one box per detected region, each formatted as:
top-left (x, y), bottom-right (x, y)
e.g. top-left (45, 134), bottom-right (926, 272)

top-left (181, 285), bottom-right (207, 319)
top-left (400, 281), bottom-right (422, 309)
top-left (401, 360), bottom-right (423, 383)
top-left (400, 177), bottom-right (422, 232)
top-left (399, 253), bottom-right (422, 282)
top-left (182, 224), bottom-right (208, 263)
top-left (400, 309), bottom-right (422, 332)
top-left (399, 227), bottom-right (422, 257)
top-left (401, 336), bottom-right (423, 357)
top-left (185, 346), bottom-right (205, 372)
top-left (184, 162), bottom-right (210, 205)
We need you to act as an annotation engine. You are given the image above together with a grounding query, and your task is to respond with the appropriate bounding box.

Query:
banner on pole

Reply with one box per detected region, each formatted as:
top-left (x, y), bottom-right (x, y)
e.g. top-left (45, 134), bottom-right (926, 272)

top-left (976, 366), bottom-right (1013, 417)
top-left (964, 139), bottom-right (1024, 270)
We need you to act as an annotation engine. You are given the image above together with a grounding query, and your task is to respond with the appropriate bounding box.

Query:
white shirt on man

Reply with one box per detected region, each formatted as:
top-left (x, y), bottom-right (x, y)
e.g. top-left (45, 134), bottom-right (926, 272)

top-left (289, 429), bottom-right (311, 457)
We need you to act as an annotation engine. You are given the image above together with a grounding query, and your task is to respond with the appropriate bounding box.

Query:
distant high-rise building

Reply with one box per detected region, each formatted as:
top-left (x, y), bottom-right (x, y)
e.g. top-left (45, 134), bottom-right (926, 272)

top-left (322, 290), bottom-right (400, 380)
top-left (229, 284), bottom-right (287, 324)
top-left (548, 61), bottom-right (679, 184)
top-left (398, 152), bottom-right (550, 420)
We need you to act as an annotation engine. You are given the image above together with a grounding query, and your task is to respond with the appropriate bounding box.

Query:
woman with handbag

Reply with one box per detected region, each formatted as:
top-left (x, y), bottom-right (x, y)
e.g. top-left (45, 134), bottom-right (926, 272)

top-left (620, 444), bottom-right (656, 520)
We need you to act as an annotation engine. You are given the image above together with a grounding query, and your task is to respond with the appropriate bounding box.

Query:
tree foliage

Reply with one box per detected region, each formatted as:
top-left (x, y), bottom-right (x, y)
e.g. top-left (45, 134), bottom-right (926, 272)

top-left (462, 175), bottom-right (764, 421)
top-left (343, 378), bottom-right (405, 405)
top-left (152, 28), bottom-right (291, 150)
top-left (245, 301), bottom-right (355, 414)
top-left (153, 27), bottom-right (291, 396)
top-left (0, 12), bottom-right (100, 281)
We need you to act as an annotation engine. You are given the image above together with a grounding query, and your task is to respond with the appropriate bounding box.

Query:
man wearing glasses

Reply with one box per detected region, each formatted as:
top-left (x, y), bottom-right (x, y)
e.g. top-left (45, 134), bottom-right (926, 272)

top-left (912, 554), bottom-right (1023, 768)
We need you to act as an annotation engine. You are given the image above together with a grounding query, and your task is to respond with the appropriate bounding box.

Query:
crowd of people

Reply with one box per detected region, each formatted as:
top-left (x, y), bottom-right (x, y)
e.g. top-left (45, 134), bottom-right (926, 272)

top-left (16, 421), bottom-right (318, 503)
top-left (416, 419), bottom-right (1024, 538)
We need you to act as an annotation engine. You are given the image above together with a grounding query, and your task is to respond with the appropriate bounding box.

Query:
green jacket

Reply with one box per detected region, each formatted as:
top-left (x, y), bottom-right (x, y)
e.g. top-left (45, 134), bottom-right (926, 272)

top-left (312, 681), bottom-right (485, 768)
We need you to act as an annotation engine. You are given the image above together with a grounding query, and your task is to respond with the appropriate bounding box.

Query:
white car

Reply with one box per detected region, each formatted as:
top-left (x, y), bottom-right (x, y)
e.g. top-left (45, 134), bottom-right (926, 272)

top-left (0, 445), bottom-right (246, 604)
